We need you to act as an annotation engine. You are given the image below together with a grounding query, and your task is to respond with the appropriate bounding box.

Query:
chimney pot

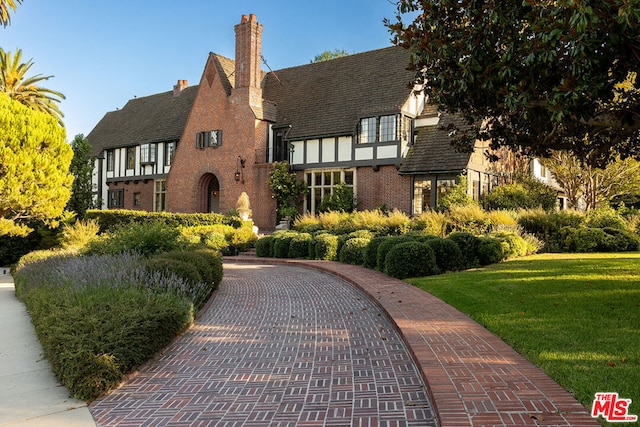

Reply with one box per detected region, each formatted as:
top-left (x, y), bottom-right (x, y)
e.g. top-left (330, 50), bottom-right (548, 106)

top-left (241, 14), bottom-right (248, 23)
top-left (173, 79), bottom-right (188, 97)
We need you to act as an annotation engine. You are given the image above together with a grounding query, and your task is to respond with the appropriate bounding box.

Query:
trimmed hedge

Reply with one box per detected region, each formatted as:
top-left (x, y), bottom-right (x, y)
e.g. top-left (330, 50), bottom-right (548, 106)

top-left (288, 233), bottom-right (312, 259)
top-left (364, 236), bottom-right (387, 269)
top-left (339, 237), bottom-right (370, 265)
top-left (86, 209), bottom-right (242, 232)
top-left (313, 233), bottom-right (339, 260)
top-left (384, 241), bottom-right (438, 279)
top-left (255, 235), bottom-right (274, 257)
top-left (424, 238), bottom-right (464, 272)
top-left (447, 232), bottom-right (480, 269)
top-left (478, 236), bottom-right (505, 265)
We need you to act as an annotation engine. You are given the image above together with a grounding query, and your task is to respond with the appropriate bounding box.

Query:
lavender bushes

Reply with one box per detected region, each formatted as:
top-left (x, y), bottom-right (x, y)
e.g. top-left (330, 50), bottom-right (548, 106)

top-left (13, 250), bottom-right (221, 401)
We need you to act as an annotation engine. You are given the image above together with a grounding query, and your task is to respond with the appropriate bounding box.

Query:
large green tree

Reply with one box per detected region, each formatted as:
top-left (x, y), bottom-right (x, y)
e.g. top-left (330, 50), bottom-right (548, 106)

top-left (0, 93), bottom-right (73, 236)
top-left (386, 1), bottom-right (640, 167)
top-left (0, 48), bottom-right (66, 125)
top-left (1, 0), bottom-right (21, 27)
top-left (543, 151), bottom-right (640, 210)
top-left (67, 134), bottom-right (95, 218)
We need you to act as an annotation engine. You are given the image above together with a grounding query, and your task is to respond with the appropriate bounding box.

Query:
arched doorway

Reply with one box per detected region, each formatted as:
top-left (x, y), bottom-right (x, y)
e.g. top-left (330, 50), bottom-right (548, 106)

top-left (199, 173), bottom-right (220, 213)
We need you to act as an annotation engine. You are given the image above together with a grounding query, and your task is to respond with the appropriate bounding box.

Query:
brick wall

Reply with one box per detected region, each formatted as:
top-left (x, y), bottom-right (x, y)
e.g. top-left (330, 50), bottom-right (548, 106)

top-left (107, 180), bottom-right (155, 211)
top-left (356, 165), bottom-right (412, 213)
top-left (165, 54), bottom-right (277, 232)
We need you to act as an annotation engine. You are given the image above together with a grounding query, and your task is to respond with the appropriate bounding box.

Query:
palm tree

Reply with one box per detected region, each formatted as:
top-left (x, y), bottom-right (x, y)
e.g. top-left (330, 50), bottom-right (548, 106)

top-left (1, 0), bottom-right (22, 27)
top-left (0, 48), bottom-right (65, 125)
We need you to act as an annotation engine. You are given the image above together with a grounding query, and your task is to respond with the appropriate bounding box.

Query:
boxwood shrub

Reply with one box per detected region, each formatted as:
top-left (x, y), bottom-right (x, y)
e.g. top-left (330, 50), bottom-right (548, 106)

top-left (339, 237), bottom-right (370, 265)
top-left (155, 249), bottom-right (223, 287)
top-left (255, 235), bottom-right (274, 257)
top-left (364, 236), bottom-right (387, 269)
top-left (272, 231), bottom-right (297, 258)
top-left (144, 257), bottom-right (203, 285)
top-left (477, 236), bottom-right (505, 265)
top-left (490, 231), bottom-right (529, 258)
top-left (384, 241), bottom-right (438, 279)
top-left (447, 232), bottom-right (480, 269)
top-left (424, 238), bottom-right (465, 272)
top-left (313, 233), bottom-right (339, 260)
top-left (288, 233), bottom-right (313, 259)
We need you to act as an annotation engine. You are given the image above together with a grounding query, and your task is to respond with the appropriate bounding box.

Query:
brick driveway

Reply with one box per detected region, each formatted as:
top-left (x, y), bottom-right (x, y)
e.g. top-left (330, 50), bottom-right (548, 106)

top-left (90, 263), bottom-right (436, 426)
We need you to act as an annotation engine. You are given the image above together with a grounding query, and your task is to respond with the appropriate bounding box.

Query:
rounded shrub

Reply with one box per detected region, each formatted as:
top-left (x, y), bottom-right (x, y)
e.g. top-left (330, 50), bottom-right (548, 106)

top-left (272, 231), bottom-right (297, 258)
top-left (339, 237), bottom-right (370, 265)
top-left (384, 241), bottom-right (438, 279)
top-left (364, 236), bottom-right (387, 269)
top-left (477, 236), bottom-right (505, 265)
top-left (255, 235), bottom-right (274, 257)
top-left (144, 257), bottom-right (202, 284)
top-left (201, 232), bottom-right (229, 252)
top-left (160, 249), bottom-right (223, 286)
top-left (601, 228), bottom-right (640, 252)
top-left (447, 232), bottom-right (480, 269)
top-left (313, 233), bottom-right (339, 260)
top-left (490, 231), bottom-right (528, 258)
top-left (229, 226), bottom-right (257, 252)
top-left (564, 227), bottom-right (606, 252)
top-left (87, 221), bottom-right (185, 257)
top-left (375, 235), bottom-right (403, 271)
top-left (424, 237), bottom-right (465, 272)
top-left (288, 233), bottom-right (313, 258)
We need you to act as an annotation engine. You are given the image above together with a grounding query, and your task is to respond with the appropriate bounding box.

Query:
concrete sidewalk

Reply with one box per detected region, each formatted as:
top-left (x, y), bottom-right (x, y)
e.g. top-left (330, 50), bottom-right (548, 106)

top-left (0, 268), bottom-right (96, 427)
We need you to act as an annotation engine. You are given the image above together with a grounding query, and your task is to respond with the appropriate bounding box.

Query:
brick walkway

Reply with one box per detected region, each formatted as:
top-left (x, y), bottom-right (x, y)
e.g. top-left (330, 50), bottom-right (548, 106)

top-left (89, 258), bottom-right (598, 427)
top-left (256, 259), bottom-right (598, 427)
top-left (89, 262), bottom-right (436, 426)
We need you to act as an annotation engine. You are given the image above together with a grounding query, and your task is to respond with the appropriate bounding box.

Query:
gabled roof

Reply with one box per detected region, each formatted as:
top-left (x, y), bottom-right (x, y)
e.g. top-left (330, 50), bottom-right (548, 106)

top-left (399, 114), bottom-right (472, 175)
top-left (87, 85), bottom-right (198, 157)
top-left (262, 46), bottom-right (416, 140)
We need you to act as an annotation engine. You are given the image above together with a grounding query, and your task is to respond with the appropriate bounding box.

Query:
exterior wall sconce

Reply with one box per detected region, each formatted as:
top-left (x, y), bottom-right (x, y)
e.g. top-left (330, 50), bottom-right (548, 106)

top-left (235, 156), bottom-right (246, 183)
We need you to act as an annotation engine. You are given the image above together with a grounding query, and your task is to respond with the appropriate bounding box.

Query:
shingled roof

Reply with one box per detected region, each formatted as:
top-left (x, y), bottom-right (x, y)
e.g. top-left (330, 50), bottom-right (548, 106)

top-left (399, 114), bottom-right (472, 175)
top-left (87, 85), bottom-right (198, 157)
top-left (262, 46), bottom-right (415, 140)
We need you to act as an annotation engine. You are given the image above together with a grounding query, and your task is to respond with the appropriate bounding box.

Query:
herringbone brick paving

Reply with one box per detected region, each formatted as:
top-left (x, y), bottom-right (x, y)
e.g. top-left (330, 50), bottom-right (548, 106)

top-left (89, 263), bottom-right (436, 427)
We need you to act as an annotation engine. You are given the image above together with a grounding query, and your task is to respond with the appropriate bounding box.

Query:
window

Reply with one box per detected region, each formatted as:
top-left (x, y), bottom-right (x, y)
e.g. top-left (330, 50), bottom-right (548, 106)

top-left (126, 147), bottom-right (136, 170)
top-left (106, 150), bottom-right (115, 171)
top-left (154, 180), bottom-right (166, 212)
top-left (412, 179), bottom-right (432, 215)
top-left (107, 189), bottom-right (124, 208)
top-left (133, 192), bottom-right (141, 207)
top-left (358, 114), bottom-right (405, 143)
top-left (472, 180), bottom-right (480, 202)
top-left (273, 129), bottom-right (289, 162)
top-left (140, 143), bottom-right (157, 165)
top-left (305, 169), bottom-right (355, 214)
top-left (196, 130), bottom-right (222, 148)
top-left (436, 179), bottom-right (456, 207)
top-left (165, 142), bottom-right (176, 166)
top-left (359, 117), bottom-right (376, 143)
top-left (379, 115), bottom-right (396, 142)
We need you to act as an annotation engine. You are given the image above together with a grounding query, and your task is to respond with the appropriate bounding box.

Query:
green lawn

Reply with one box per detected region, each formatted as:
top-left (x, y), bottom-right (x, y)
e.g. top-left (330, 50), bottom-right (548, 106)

top-left (407, 252), bottom-right (640, 422)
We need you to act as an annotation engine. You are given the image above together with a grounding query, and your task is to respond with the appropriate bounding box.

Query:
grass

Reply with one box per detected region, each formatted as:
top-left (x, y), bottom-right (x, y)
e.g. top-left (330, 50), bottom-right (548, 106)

top-left (407, 252), bottom-right (640, 423)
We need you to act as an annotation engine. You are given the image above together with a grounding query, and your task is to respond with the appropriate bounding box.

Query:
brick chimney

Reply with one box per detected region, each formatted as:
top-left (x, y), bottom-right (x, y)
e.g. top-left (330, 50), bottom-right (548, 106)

top-left (234, 14), bottom-right (263, 89)
top-left (173, 79), bottom-right (188, 97)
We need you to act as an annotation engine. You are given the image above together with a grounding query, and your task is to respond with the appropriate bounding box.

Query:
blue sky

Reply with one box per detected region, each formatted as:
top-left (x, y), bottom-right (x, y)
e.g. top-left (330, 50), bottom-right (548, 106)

top-left (3, 1), bottom-right (406, 141)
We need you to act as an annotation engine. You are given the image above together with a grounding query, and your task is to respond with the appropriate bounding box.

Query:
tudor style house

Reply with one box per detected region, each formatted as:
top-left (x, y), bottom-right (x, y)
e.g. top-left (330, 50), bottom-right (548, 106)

top-left (88, 14), bottom-right (503, 231)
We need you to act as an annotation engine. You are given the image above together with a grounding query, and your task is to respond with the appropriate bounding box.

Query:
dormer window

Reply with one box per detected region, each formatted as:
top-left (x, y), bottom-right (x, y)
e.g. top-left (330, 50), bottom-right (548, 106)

top-left (358, 114), bottom-right (409, 143)
top-left (196, 130), bottom-right (222, 148)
